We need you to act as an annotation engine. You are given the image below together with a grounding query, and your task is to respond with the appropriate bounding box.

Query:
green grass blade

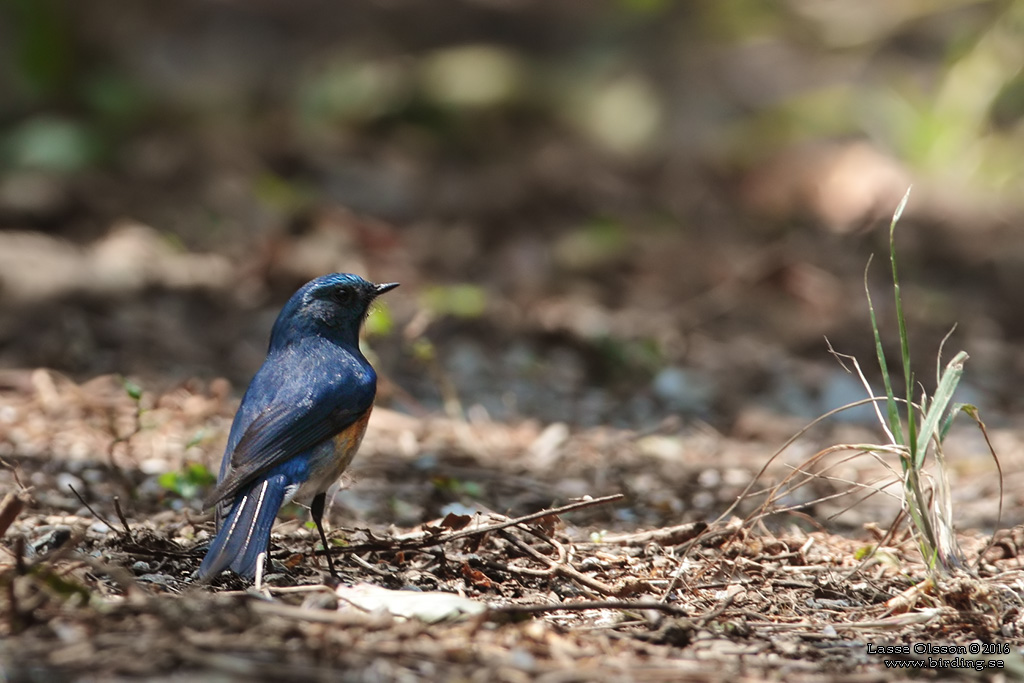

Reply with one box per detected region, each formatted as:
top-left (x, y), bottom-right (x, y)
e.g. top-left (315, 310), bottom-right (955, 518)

top-left (864, 259), bottom-right (904, 447)
top-left (939, 402), bottom-right (972, 441)
top-left (889, 187), bottom-right (915, 462)
top-left (915, 351), bottom-right (968, 467)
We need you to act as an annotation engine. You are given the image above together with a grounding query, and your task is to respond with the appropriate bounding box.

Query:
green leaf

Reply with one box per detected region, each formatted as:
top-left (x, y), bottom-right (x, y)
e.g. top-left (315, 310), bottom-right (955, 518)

top-left (411, 337), bottom-right (436, 361)
top-left (421, 284), bottom-right (487, 318)
top-left (8, 0), bottom-right (74, 99)
top-left (158, 463), bottom-right (216, 499)
top-left (185, 463), bottom-right (216, 486)
top-left (365, 304), bottom-right (394, 336)
top-left (3, 115), bottom-right (103, 172)
top-left (853, 545), bottom-right (875, 561)
top-left (157, 471), bottom-right (178, 491)
top-left (554, 218), bottom-right (628, 271)
top-left (253, 172), bottom-right (313, 212)
top-left (122, 377), bottom-right (143, 401)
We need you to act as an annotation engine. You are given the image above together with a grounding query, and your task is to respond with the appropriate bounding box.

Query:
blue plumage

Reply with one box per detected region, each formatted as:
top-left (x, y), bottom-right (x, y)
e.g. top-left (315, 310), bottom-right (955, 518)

top-left (198, 273), bottom-right (398, 581)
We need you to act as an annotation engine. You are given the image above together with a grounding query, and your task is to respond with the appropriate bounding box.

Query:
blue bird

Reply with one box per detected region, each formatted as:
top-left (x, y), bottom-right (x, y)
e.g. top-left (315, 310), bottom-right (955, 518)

top-left (198, 273), bottom-right (398, 581)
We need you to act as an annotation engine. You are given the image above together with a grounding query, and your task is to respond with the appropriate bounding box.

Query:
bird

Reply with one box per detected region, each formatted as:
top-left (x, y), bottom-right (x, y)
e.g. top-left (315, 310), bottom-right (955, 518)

top-left (197, 273), bottom-right (398, 581)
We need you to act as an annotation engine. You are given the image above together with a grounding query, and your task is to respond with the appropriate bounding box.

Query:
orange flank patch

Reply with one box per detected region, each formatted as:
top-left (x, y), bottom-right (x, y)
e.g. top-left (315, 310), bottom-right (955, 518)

top-left (333, 407), bottom-right (372, 468)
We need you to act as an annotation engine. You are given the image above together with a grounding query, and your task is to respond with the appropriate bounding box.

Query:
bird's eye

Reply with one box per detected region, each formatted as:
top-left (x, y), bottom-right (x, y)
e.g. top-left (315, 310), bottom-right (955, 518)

top-left (332, 287), bottom-right (356, 306)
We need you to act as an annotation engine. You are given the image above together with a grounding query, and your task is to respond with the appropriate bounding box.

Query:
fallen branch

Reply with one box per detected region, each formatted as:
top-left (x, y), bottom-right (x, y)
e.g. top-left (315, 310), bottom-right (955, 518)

top-left (324, 494), bottom-right (624, 558)
top-left (488, 600), bottom-right (690, 618)
top-left (498, 529), bottom-right (618, 597)
top-left (68, 484), bottom-right (123, 539)
top-left (598, 521), bottom-right (708, 547)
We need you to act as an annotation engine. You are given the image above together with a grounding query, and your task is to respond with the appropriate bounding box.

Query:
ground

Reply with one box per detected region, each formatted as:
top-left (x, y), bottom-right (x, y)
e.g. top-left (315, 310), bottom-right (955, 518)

top-left (1, 368), bottom-right (1023, 680)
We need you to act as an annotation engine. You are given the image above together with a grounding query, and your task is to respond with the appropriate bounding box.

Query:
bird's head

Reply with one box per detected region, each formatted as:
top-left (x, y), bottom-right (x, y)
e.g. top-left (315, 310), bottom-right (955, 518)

top-left (269, 273), bottom-right (399, 349)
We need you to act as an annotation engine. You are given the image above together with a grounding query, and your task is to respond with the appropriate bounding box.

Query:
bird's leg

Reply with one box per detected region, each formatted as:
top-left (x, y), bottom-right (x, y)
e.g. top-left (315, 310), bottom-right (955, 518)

top-left (310, 492), bottom-right (338, 579)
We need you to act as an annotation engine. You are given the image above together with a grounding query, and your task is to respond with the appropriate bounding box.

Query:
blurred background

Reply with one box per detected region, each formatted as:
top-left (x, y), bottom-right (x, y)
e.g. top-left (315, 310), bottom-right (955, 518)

top-left (2, 0), bottom-right (1024, 433)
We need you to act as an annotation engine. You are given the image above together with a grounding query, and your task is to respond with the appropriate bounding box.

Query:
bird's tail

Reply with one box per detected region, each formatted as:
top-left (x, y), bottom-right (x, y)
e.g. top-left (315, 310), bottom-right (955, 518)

top-left (197, 474), bottom-right (289, 581)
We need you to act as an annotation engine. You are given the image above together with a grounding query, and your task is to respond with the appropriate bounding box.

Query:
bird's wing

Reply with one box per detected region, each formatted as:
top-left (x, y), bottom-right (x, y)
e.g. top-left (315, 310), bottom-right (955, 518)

top-left (203, 346), bottom-right (374, 509)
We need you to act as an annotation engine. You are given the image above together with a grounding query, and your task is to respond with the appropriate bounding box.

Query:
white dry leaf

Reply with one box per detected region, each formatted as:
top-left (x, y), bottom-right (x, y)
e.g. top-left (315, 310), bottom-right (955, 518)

top-left (335, 583), bottom-right (488, 623)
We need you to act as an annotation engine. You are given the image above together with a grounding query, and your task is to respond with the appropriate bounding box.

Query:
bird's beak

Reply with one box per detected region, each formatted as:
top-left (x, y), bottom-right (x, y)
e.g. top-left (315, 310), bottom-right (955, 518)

top-left (373, 282), bottom-right (400, 297)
